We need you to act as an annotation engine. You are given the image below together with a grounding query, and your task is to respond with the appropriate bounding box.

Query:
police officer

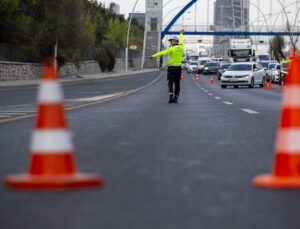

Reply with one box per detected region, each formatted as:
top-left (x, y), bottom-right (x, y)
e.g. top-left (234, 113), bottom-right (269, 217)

top-left (150, 29), bottom-right (184, 103)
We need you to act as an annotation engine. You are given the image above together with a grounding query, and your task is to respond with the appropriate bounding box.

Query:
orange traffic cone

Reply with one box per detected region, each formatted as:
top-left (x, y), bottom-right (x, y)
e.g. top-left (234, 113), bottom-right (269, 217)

top-left (195, 73), bottom-right (200, 83)
top-left (268, 80), bottom-right (273, 90)
top-left (4, 60), bottom-right (103, 190)
top-left (264, 79), bottom-right (269, 89)
top-left (280, 80), bottom-right (285, 92)
top-left (180, 73), bottom-right (184, 80)
top-left (252, 53), bottom-right (300, 188)
top-left (210, 75), bottom-right (215, 84)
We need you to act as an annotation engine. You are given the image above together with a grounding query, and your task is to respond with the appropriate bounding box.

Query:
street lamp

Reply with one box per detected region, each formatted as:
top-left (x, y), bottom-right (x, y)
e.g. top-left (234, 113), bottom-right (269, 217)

top-left (125, 0), bottom-right (139, 73)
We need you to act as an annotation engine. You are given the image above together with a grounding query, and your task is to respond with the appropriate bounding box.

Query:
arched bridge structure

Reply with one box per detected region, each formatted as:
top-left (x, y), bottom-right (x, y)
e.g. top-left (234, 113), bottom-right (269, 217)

top-left (161, 0), bottom-right (300, 39)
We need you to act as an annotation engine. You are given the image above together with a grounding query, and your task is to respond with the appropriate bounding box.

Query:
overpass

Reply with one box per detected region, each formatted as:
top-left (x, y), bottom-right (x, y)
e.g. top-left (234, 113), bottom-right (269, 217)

top-left (163, 25), bottom-right (300, 37)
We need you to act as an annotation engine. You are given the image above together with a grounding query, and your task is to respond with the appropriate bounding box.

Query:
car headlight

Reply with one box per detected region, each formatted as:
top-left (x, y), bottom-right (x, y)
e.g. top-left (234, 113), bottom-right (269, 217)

top-left (240, 75), bottom-right (250, 78)
top-left (205, 67), bottom-right (208, 70)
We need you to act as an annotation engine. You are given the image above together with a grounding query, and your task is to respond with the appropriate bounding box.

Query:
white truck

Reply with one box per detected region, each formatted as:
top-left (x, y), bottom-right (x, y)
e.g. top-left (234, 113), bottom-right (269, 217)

top-left (254, 50), bottom-right (271, 61)
top-left (222, 38), bottom-right (254, 63)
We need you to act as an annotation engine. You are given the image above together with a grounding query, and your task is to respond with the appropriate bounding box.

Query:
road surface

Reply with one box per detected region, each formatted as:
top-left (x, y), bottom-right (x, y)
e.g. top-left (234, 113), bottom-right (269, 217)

top-left (1, 70), bottom-right (300, 229)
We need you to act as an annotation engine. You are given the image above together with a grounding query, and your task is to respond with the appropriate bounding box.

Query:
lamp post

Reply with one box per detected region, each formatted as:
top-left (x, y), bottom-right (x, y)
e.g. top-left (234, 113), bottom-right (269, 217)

top-left (125, 0), bottom-right (139, 73)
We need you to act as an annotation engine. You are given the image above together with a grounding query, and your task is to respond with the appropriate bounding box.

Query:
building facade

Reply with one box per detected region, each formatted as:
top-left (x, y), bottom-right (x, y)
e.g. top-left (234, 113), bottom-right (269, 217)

top-left (109, 2), bottom-right (120, 15)
top-left (129, 13), bottom-right (146, 28)
top-left (142, 0), bottom-right (163, 68)
top-left (213, 0), bottom-right (250, 56)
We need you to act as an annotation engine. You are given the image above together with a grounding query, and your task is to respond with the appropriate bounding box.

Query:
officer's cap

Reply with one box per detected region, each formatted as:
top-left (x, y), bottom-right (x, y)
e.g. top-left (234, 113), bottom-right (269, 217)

top-left (168, 36), bottom-right (179, 42)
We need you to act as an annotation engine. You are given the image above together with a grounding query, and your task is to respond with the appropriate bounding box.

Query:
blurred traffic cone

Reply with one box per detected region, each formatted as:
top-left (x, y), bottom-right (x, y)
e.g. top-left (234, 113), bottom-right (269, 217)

top-left (195, 73), bottom-right (200, 83)
top-left (4, 60), bottom-right (103, 190)
top-left (280, 80), bottom-right (285, 92)
top-left (210, 75), bottom-right (215, 84)
top-left (252, 53), bottom-right (300, 189)
top-left (180, 73), bottom-right (184, 80)
top-left (268, 80), bottom-right (273, 90)
top-left (264, 79), bottom-right (269, 89)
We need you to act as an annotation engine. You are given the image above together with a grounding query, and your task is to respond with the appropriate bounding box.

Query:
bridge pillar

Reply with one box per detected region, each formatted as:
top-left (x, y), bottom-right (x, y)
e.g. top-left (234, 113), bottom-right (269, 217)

top-left (142, 0), bottom-right (163, 68)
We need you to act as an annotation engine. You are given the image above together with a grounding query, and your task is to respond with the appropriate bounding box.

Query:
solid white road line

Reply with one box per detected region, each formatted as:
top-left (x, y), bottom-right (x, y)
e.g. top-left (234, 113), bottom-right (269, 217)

top-left (223, 101), bottom-right (234, 105)
top-left (242, 109), bottom-right (259, 114)
top-left (72, 92), bottom-right (123, 102)
top-left (0, 112), bottom-right (27, 115)
top-left (0, 110), bottom-right (35, 113)
top-left (0, 115), bottom-right (11, 118)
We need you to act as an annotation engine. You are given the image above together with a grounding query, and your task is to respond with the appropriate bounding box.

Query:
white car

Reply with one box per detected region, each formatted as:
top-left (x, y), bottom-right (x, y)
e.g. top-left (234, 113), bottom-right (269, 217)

top-left (220, 62), bottom-right (266, 89)
top-left (270, 64), bottom-right (282, 83)
top-left (187, 61), bottom-right (198, 73)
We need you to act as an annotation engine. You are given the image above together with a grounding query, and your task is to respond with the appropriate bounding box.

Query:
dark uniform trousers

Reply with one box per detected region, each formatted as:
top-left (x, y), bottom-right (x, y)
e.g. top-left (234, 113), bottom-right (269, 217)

top-left (167, 66), bottom-right (182, 96)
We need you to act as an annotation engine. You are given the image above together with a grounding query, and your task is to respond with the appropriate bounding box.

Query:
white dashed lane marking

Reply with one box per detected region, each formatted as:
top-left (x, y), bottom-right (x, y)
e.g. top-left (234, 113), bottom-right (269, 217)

top-left (242, 109), bottom-right (259, 114)
top-left (223, 101), bottom-right (234, 105)
top-left (214, 97), bottom-right (221, 100)
top-left (208, 93), bottom-right (214, 96)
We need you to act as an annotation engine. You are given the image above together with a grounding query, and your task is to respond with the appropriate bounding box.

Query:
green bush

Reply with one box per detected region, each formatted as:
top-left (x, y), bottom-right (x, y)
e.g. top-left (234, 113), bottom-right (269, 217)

top-left (96, 47), bottom-right (115, 72)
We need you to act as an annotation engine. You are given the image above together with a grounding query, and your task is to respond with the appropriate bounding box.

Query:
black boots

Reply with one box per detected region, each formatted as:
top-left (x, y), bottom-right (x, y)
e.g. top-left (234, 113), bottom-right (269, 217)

top-left (168, 94), bottom-right (174, 103)
top-left (168, 94), bottom-right (178, 103)
top-left (173, 95), bottom-right (178, 103)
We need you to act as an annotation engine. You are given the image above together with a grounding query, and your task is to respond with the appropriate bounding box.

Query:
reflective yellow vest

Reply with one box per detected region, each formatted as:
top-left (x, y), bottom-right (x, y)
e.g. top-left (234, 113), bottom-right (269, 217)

top-left (151, 33), bottom-right (184, 66)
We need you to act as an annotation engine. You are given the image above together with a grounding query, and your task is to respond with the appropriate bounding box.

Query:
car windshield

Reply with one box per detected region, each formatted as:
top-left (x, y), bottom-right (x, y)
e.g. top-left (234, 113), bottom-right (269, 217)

top-left (268, 63), bottom-right (276, 69)
top-left (205, 62), bottom-right (218, 67)
top-left (221, 64), bottom-right (231, 69)
top-left (259, 62), bottom-right (269, 68)
top-left (227, 64), bottom-right (252, 71)
top-left (199, 60), bottom-right (207, 65)
top-left (190, 62), bottom-right (198, 66)
top-left (258, 55), bottom-right (270, 61)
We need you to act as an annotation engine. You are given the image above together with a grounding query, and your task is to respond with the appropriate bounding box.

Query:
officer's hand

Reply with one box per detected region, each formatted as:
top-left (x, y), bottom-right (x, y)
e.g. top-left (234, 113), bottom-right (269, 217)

top-left (149, 56), bottom-right (154, 60)
top-left (180, 29), bottom-right (184, 33)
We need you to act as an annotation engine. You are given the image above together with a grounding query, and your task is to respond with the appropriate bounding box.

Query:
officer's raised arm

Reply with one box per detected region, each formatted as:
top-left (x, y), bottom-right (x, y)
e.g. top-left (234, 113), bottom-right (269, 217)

top-left (179, 29), bottom-right (184, 46)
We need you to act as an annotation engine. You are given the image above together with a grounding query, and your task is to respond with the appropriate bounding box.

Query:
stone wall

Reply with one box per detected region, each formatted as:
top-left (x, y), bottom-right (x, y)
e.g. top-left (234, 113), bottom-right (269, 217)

top-left (0, 58), bottom-right (142, 81)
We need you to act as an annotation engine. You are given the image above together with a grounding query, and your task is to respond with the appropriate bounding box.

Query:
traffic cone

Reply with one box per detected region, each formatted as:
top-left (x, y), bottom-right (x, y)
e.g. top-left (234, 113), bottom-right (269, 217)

top-left (4, 60), bottom-right (103, 190)
top-left (264, 79), bottom-right (269, 89)
top-left (180, 73), bottom-right (184, 80)
top-left (195, 73), bottom-right (200, 83)
top-left (280, 80), bottom-right (285, 92)
top-left (268, 80), bottom-right (273, 90)
top-left (252, 53), bottom-right (300, 189)
top-left (210, 75), bottom-right (215, 84)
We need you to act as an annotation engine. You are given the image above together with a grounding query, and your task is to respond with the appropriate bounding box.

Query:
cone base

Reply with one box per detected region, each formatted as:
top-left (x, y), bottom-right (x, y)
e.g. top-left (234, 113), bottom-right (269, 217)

top-left (4, 173), bottom-right (103, 190)
top-left (252, 174), bottom-right (300, 189)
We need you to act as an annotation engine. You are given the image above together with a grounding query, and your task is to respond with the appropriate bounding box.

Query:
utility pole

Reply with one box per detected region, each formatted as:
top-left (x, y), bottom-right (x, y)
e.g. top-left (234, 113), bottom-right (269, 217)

top-left (207, 0), bottom-right (210, 32)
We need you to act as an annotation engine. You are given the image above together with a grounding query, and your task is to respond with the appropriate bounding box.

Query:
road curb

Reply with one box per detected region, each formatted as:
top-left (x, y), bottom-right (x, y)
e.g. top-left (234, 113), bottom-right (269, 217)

top-left (0, 68), bottom-right (161, 89)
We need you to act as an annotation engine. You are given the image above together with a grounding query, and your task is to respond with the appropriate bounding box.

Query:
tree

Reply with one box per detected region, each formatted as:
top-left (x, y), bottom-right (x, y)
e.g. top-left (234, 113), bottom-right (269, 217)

top-left (270, 36), bottom-right (286, 62)
top-left (105, 18), bottom-right (128, 49)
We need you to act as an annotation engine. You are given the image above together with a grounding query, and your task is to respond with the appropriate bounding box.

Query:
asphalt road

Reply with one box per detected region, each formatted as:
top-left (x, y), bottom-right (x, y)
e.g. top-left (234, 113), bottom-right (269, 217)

top-left (1, 70), bottom-right (300, 229)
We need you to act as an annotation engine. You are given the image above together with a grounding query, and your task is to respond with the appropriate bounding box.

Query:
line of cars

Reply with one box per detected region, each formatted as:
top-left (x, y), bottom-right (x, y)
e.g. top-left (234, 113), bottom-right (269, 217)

top-left (183, 57), bottom-right (289, 89)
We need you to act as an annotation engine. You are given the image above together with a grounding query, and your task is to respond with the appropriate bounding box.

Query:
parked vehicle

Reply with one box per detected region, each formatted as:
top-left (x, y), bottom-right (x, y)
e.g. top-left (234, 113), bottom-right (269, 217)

top-left (254, 51), bottom-right (271, 61)
top-left (187, 61), bottom-right (199, 73)
top-left (198, 57), bottom-right (211, 73)
top-left (220, 62), bottom-right (266, 89)
top-left (203, 62), bottom-right (219, 74)
top-left (258, 60), bottom-right (277, 82)
top-left (217, 63), bottom-right (231, 80)
top-left (221, 38), bottom-right (254, 62)
top-left (270, 63), bottom-right (282, 83)
top-left (279, 60), bottom-right (291, 85)
top-left (266, 62), bottom-right (277, 82)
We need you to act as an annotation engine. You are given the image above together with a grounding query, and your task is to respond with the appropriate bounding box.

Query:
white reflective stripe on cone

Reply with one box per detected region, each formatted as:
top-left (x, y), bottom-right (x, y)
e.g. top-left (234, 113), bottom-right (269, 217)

top-left (31, 130), bottom-right (73, 153)
top-left (276, 128), bottom-right (300, 153)
top-left (37, 81), bottom-right (64, 103)
top-left (282, 86), bottom-right (300, 108)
